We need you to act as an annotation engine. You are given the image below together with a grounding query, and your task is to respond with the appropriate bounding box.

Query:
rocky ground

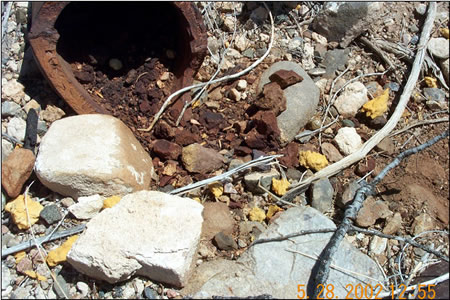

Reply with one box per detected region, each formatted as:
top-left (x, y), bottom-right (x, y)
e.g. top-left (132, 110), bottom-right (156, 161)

top-left (1, 2), bottom-right (449, 299)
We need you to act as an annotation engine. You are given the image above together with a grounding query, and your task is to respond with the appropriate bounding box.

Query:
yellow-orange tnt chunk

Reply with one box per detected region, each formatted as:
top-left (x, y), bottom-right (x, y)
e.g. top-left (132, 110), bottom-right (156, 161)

top-left (424, 76), bottom-right (438, 88)
top-left (361, 88), bottom-right (389, 119)
top-left (24, 270), bottom-right (47, 281)
top-left (266, 205), bottom-right (283, 220)
top-left (5, 195), bottom-right (44, 230)
top-left (46, 235), bottom-right (79, 267)
top-left (208, 182), bottom-right (223, 198)
top-left (299, 151), bottom-right (329, 172)
top-left (271, 178), bottom-right (290, 196)
top-left (440, 27), bottom-right (449, 39)
top-left (249, 207), bottom-right (266, 222)
top-left (103, 196), bottom-right (121, 209)
top-left (14, 251), bottom-right (27, 263)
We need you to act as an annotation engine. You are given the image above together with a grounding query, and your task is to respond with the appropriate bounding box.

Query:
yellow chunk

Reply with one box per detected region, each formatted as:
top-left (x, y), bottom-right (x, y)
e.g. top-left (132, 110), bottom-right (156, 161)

top-left (102, 196), bottom-right (121, 208)
top-left (299, 151), bottom-right (329, 172)
top-left (5, 195), bottom-right (44, 230)
top-left (24, 270), bottom-right (47, 281)
top-left (208, 182), bottom-right (223, 198)
top-left (296, 4), bottom-right (302, 10)
top-left (361, 88), bottom-right (389, 119)
top-left (440, 27), bottom-right (449, 39)
top-left (424, 76), bottom-right (438, 88)
top-left (192, 99), bottom-right (201, 109)
top-left (271, 178), bottom-right (290, 196)
top-left (14, 251), bottom-right (27, 263)
top-left (46, 235), bottom-right (79, 267)
top-left (249, 207), bottom-right (266, 222)
top-left (192, 197), bottom-right (201, 203)
top-left (266, 205), bottom-right (283, 219)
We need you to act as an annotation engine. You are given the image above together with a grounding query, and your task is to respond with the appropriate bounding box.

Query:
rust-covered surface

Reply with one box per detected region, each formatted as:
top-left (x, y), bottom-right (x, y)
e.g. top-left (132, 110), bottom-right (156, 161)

top-left (28, 2), bottom-right (207, 115)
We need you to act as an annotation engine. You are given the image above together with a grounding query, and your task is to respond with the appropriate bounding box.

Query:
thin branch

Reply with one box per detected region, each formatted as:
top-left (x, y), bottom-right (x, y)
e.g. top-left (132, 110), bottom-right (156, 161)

top-left (389, 117), bottom-right (449, 137)
top-left (1, 224), bottom-right (86, 258)
top-left (138, 2), bottom-right (275, 132)
top-left (169, 154), bottom-right (282, 196)
top-left (358, 36), bottom-right (396, 71)
top-left (250, 228), bottom-right (336, 247)
top-left (350, 225), bottom-right (449, 262)
top-left (282, 2), bottom-right (437, 203)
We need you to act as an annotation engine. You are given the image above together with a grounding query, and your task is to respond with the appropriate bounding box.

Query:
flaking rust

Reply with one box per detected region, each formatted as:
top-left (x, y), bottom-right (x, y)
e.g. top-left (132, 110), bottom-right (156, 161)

top-left (28, 2), bottom-right (207, 115)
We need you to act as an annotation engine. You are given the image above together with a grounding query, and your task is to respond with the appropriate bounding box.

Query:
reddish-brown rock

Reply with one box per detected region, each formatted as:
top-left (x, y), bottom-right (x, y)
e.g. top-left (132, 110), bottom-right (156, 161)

top-left (181, 143), bottom-right (224, 173)
top-left (279, 142), bottom-right (299, 168)
top-left (1, 148), bottom-right (36, 198)
top-left (244, 110), bottom-right (281, 150)
top-left (202, 202), bottom-right (234, 240)
top-left (174, 128), bottom-right (202, 146)
top-left (152, 139), bottom-right (182, 161)
top-left (257, 82), bottom-right (286, 116)
top-left (269, 69), bottom-right (303, 89)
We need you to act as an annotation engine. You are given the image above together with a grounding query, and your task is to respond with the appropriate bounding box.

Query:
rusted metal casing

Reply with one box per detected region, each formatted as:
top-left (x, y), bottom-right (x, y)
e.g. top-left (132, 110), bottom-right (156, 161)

top-left (28, 2), bottom-right (207, 115)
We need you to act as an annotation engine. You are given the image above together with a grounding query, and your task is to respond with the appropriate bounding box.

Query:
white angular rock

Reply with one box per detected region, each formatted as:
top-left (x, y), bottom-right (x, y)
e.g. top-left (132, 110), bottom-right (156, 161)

top-left (333, 81), bottom-right (368, 117)
top-left (441, 58), bottom-right (449, 84)
top-left (428, 37), bottom-right (449, 60)
top-left (334, 127), bottom-right (363, 156)
top-left (7, 117), bottom-right (26, 142)
top-left (68, 195), bottom-right (104, 220)
top-left (236, 79), bottom-right (247, 91)
top-left (67, 191), bottom-right (203, 287)
top-left (1, 78), bottom-right (25, 103)
top-left (35, 114), bottom-right (155, 198)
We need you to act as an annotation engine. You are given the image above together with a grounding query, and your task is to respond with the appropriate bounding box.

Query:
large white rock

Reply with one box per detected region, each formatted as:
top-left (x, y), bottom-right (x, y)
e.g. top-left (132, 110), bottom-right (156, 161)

top-left (333, 81), bottom-right (368, 117)
top-left (35, 114), bottom-right (155, 198)
top-left (334, 127), bottom-right (363, 156)
top-left (67, 191), bottom-right (203, 287)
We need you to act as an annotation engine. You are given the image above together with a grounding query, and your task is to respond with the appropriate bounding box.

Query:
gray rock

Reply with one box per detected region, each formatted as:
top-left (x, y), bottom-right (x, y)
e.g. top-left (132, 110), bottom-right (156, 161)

top-left (244, 169), bottom-right (280, 194)
top-left (312, 2), bottom-right (383, 47)
top-left (213, 232), bottom-right (238, 250)
top-left (7, 117), bottom-right (26, 143)
top-left (415, 3), bottom-right (427, 15)
top-left (369, 236), bottom-right (387, 255)
top-left (2, 262), bottom-right (12, 291)
top-left (53, 275), bottom-right (70, 298)
top-left (258, 61), bottom-right (320, 144)
top-left (76, 282), bottom-right (89, 297)
top-left (295, 130), bottom-right (314, 144)
top-left (1, 192), bottom-right (5, 211)
top-left (2, 139), bottom-right (13, 162)
top-left (144, 286), bottom-right (159, 299)
top-left (384, 82), bottom-right (400, 92)
top-left (428, 37), bottom-right (449, 59)
top-left (286, 168), bottom-right (303, 182)
top-left (423, 88), bottom-right (446, 102)
top-left (228, 158), bottom-right (244, 170)
top-left (192, 206), bottom-right (383, 298)
top-left (239, 221), bottom-right (267, 238)
top-left (1, 101), bottom-right (21, 117)
top-left (35, 114), bottom-right (155, 198)
top-left (323, 49), bottom-right (350, 78)
top-left (338, 180), bottom-right (361, 208)
top-left (250, 6), bottom-right (268, 24)
top-left (40, 204), bottom-right (63, 225)
top-left (10, 286), bottom-right (31, 299)
top-left (441, 58), bottom-right (449, 84)
top-left (341, 119), bottom-right (355, 127)
top-left (309, 178), bottom-right (334, 213)
top-left (37, 120), bottom-right (48, 135)
top-left (242, 48), bottom-right (255, 59)
top-left (60, 197), bottom-right (75, 208)
top-left (67, 191), bottom-right (203, 287)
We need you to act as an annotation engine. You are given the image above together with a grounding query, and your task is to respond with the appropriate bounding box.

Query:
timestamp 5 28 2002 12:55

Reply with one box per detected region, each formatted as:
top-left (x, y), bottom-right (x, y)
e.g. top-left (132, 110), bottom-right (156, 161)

top-left (296, 283), bottom-right (437, 299)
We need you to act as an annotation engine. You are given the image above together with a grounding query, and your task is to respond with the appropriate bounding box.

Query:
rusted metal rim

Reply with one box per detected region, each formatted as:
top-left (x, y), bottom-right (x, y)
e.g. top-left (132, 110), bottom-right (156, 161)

top-left (28, 2), bottom-right (207, 115)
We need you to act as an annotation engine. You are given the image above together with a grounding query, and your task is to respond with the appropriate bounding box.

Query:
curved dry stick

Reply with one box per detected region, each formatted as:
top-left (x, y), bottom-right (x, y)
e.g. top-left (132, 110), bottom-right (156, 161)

top-left (282, 2), bottom-right (438, 202)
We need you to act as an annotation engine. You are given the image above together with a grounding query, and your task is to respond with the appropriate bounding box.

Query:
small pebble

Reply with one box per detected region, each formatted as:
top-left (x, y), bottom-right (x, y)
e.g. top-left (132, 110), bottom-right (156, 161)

top-left (144, 286), bottom-right (159, 299)
top-left (76, 282), bottom-right (89, 297)
top-left (108, 58), bottom-right (123, 71)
